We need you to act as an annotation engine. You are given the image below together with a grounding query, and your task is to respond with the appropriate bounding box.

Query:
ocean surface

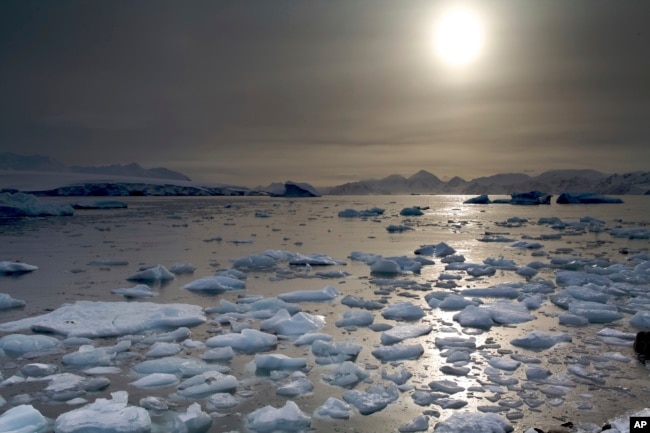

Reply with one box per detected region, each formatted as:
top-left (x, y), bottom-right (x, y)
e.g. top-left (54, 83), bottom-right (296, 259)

top-left (1, 195), bottom-right (649, 432)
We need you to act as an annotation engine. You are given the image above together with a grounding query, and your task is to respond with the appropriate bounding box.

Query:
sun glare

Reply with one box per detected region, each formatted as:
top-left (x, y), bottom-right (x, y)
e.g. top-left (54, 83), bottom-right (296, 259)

top-left (433, 6), bottom-right (484, 67)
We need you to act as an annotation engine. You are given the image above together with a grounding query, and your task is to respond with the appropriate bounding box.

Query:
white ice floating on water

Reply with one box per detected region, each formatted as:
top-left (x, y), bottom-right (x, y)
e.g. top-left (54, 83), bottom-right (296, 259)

top-left (53, 391), bottom-right (150, 433)
top-left (126, 265), bottom-right (175, 282)
top-left (0, 301), bottom-right (206, 337)
top-left (246, 401), bottom-right (311, 433)
top-left (0, 404), bottom-right (50, 433)
top-left (0, 261), bottom-right (38, 274)
top-left (182, 275), bottom-right (246, 293)
top-left (111, 284), bottom-right (157, 298)
top-left (277, 285), bottom-right (340, 302)
top-left (260, 310), bottom-right (326, 337)
top-left (0, 293), bottom-right (26, 310)
top-left (0, 192), bottom-right (74, 216)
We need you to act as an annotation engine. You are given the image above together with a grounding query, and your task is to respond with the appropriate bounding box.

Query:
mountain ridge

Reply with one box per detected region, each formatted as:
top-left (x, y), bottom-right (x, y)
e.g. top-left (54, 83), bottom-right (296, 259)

top-left (0, 153), bottom-right (190, 181)
top-left (325, 169), bottom-right (650, 195)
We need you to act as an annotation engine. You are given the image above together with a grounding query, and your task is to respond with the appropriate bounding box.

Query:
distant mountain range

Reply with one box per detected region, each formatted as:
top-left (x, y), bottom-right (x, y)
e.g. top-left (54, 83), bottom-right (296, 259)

top-left (2, 153), bottom-right (648, 195)
top-left (0, 152), bottom-right (191, 182)
top-left (325, 169), bottom-right (650, 195)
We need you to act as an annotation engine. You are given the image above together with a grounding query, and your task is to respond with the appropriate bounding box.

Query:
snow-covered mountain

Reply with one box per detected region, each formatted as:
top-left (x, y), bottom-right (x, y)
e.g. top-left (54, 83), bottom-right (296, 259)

top-left (0, 153), bottom-right (190, 181)
top-left (327, 169), bottom-right (650, 195)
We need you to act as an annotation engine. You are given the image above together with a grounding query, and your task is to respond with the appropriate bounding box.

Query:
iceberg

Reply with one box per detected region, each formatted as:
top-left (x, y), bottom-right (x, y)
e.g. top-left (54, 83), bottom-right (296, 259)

top-left (556, 192), bottom-right (623, 204)
top-left (205, 328), bottom-right (277, 353)
top-left (255, 353), bottom-right (307, 371)
top-left (277, 285), bottom-right (340, 302)
top-left (53, 391), bottom-right (151, 433)
top-left (342, 383), bottom-right (400, 415)
top-left (0, 301), bottom-right (206, 337)
top-left (0, 261), bottom-right (38, 274)
top-left (260, 310), bottom-right (326, 337)
top-left (126, 265), bottom-right (175, 282)
top-left (0, 191), bottom-right (74, 216)
top-left (111, 284), bottom-right (157, 298)
top-left (182, 275), bottom-right (245, 293)
top-left (372, 343), bottom-right (424, 361)
top-left (0, 292), bottom-right (26, 309)
top-left (0, 334), bottom-right (62, 357)
top-left (246, 401), bottom-right (311, 432)
top-left (0, 404), bottom-right (50, 433)
top-left (434, 412), bottom-right (513, 433)
top-left (510, 331), bottom-right (571, 349)
top-left (314, 397), bottom-right (352, 420)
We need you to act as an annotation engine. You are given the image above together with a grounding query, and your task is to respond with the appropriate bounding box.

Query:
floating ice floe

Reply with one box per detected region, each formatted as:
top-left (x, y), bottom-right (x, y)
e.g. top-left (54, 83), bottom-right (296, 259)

top-left (381, 302), bottom-right (425, 321)
top-left (414, 241), bottom-right (456, 257)
top-left (206, 328), bottom-right (277, 353)
top-left (53, 391), bottom-right (150, 433)
top-left (337, 207), bottom-right (384, 218)
top-left (314, 397), bottom-right (352, 419)
top-left (434, 412), bottom-right (513, 433)
top-left (0, 192), bottom-right (74, 216)
top-left (510, 331), bottom-right (572, 350)
top-left (0, 261), bottom-right (38, 274)
top-left (342, 383), bottom-right (400, 415)
top-left (277, 285), bottom-right (340, 302)
top-left (0, 404), bottom-right (50, 433)
top-left (70, 200), bottom-right (128, 209)
top-left (0, 301), bottom-right (206, 338)
top-left (260, 310), bottom-right (326, 337)
top-left (400, 206), bottom-right (425, 216)
top-left (111, 284), bottom-right (158, 298)
top-left (0, 293), bottom-right (26, 309)
top-left (183, 275), bottom-right (245, 293)
top-left (126, 265), bottom-right (175, 282)
top-left (556, 191), bottom-right (623, 204)
top-left (176, 371), bottom-right (238, 398)
top-left (255, 353), bottom-right (307, 371)
top-left (0, 333), bottom-right (63, 357)
top-left (246, 401), bottom-right (311, 433)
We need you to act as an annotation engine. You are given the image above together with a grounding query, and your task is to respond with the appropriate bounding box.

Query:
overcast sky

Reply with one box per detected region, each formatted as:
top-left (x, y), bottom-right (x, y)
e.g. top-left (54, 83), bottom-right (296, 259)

top-left (1, 1), bottom-right (649, 187)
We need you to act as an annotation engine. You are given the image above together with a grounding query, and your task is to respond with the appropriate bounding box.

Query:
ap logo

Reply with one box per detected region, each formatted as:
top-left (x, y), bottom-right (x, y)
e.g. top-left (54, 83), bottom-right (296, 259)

top-left (631, 417), bottom-right (650, 432)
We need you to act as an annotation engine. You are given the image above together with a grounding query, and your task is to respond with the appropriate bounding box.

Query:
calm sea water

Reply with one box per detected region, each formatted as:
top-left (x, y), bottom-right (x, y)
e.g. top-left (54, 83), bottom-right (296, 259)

top-left (1, 195), bottom-right (649, 432)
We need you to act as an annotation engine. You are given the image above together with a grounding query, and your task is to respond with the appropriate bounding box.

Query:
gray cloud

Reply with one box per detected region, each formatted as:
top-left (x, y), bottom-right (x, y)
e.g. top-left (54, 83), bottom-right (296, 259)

top-left (1, 0), bottom-right (648, 186)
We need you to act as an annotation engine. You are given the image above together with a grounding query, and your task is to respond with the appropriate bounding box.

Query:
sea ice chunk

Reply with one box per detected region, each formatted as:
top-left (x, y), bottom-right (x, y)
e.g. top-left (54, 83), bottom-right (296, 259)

top-left (126, 264), bottom-right (175, 282)
top-left (0, 334), bottom-right (62, 357)
top-left (322, 361), bottom-right (370, 388)
top-left (0, 404), bottom-right (49, 433)
top-left (381, 302), bottom-right (425, 321)
top-left (111, 284), bottom-right (158, 298)
top-left (342, 383), bottom-right (400, 415)
top-left (277, 285), bottom-right (340, 302)
top-left (0, 261), bottom-right (38, 274)
top-left (0, 301), bottom-right (206, 338)
top-left (335, 310), bottom-right (374, 328)
top-left (246, 401), bottom-right (311, 433)
top-left (205, 328), bottom-right (277, 353)
top-left (255, 353), bottom-right (307, 371)
top-left (434, 412), bottom-right (513, 433)
top-left (311, 340), bottom-right (362, 364)
top-left (183, 275), bottom-right (245, 293)
top-left (0, 192), bottom-right (74, 217)
top-left (129, 373), bottom-right (179, 389)
top-left (172, 403), bottom-right (212, 433)
top-left (176, 371), bottom-right (238, 398)
top-left (260, 310), bottom-right (325, 337)
top-left (380, 324), bottom-right (432, 345)
top-left (511, 331), bottom-right (571, 350)
top-left (372, 343), bottom-right (424, 361)
top-left (314, 397), bottom-right (352, 420)
top-left (0, 293), bottom-right (26, 310)
top-left (53, 391), bottom-right (151, 433)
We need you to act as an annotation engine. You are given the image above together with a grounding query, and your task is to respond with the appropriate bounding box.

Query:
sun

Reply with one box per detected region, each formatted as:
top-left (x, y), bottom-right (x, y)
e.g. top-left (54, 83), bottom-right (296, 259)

top-left (433, 6), bottom-right (484, 67)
